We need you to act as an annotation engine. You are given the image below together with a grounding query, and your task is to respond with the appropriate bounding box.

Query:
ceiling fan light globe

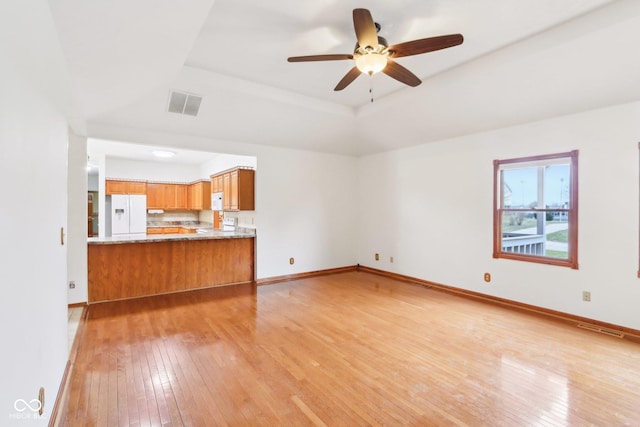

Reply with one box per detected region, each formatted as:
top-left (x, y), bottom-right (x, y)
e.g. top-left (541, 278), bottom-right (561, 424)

top-left (355, 53), bottom-right (387, 75)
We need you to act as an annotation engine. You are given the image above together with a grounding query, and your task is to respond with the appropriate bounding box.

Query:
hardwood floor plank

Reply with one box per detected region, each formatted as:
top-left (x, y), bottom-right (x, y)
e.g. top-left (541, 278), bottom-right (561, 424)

top-left (290, 395), bottom-right (328, 427)
top-left (59, 272), bottom-right (640, 426)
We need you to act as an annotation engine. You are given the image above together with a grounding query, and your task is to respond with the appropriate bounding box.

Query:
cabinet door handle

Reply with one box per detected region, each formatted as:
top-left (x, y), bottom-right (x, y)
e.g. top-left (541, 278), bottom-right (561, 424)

top-left (60, 227), bottom-right (65, 245)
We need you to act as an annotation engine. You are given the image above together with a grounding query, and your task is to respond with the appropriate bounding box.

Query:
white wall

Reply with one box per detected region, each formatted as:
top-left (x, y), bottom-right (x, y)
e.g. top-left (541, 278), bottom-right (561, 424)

top-left (67, 133), bottom-right (89, 304)
top-left (0, 1), bottom-right (73, 423)
top-left (87, 173), bottom-right (99, 191)
top-left (106, 157), bottom-right (202, 182)
top-left (89, 124), bottom-right (360, 279)
top-left (357, 101), bottom-right (640, 331)
top-left (199, 154), bottom-right (257, 177)
top-left (254, 147), bottom-right (358, 277)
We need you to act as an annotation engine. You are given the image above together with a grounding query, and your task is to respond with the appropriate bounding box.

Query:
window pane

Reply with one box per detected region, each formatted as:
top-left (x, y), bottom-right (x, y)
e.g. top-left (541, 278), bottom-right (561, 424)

top-left (501, 211), bottom-right (568, 259)
top-left (503, 167), bottom-right (538, 208)
top-left (544, 164), bottom-right (571, 208)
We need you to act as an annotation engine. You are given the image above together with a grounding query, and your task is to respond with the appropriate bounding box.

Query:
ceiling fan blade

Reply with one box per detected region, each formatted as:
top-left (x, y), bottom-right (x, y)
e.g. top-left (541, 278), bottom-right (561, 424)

top-left (383, 59), bottom-right (421, 87)
top-left (353, 8), bottom-right (378, 49)
top-left (288, 54), bottom-right (353, 62)
top-left (388, 34), bottom-right (464, 58)
top-left (334, 66), bottom-right (362, 91)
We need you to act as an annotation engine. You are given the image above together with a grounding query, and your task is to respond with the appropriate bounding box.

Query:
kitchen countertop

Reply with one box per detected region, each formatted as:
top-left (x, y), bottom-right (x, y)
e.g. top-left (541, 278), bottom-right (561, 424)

top-left (88, 228), bottom-right (256, 245)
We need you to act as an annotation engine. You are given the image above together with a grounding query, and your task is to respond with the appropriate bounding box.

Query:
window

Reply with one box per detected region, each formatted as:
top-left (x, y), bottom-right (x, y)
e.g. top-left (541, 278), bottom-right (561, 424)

top-left (493, 150), bottom-right (578, 269)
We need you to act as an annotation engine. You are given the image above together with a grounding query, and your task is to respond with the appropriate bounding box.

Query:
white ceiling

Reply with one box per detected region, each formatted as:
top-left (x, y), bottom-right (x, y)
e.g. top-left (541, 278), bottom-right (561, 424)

top-left (49, 0), bottom-right (640, 157)
top-left (88, 139), bottom-right (221, 165)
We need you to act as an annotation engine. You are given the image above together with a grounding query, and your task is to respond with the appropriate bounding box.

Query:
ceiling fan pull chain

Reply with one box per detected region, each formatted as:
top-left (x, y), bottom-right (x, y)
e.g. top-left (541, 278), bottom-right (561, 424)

top-left (369, 74), bottom-right (374, 103)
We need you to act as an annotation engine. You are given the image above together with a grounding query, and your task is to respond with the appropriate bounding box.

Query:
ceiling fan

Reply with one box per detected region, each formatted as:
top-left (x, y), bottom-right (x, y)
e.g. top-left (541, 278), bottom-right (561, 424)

top-left (287, 8), bottom-right (463, 91)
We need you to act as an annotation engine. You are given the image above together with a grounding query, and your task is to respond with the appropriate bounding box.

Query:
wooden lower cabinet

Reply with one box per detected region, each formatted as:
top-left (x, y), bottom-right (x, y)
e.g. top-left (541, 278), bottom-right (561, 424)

top-left (88, 237), bottom-right (255, 302)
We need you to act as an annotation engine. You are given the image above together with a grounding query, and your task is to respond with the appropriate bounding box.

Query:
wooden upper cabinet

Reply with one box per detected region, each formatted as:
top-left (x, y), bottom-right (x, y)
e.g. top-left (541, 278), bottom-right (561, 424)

top-left (105, 180), bottom-right (125, 195)
top-left (223, 173), bottom-right (231, 210)
top-left (236, 169), bottom-right (254, 211)
top-left (187, 184), bottom-right (196, 210)
top-left (210, 168), bottom-right (254, 211)
top-left (211, 175), bottom-right (223, 193)
top-left (146, 183), bottom-right (188, 210)
top-left (173, 184), bottom-right (188, 210)
top-left (105, 180), bottom-right (147, 195)
top-left (108, 179), bottom-right (209, 210)
top-left (229, 170), bottom-right (239, 210)
top-left (188, 181), bottom-right (211, 210)
top-left (146, 183), bottom-right (165, 209)
top-left (202, 181), bottom-right (212, 209)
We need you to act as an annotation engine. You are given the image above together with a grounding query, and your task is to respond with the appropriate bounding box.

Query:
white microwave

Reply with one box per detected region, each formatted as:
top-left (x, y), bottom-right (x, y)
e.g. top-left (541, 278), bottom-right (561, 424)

top-left (211, 192), bottom-right (223, 211)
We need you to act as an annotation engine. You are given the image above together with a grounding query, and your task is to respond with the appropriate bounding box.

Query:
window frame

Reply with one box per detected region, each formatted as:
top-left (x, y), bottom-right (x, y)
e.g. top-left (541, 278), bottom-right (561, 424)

top-left (493, 150), bottom-right (579, 269)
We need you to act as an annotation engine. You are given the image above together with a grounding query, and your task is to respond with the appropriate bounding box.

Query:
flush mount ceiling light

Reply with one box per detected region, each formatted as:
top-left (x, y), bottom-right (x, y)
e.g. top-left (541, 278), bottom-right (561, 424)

top-left (152, 150), bottom-right (175, 159)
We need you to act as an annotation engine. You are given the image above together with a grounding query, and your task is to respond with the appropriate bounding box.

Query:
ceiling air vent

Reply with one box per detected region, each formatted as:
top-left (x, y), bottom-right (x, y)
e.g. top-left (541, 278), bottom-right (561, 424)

top-left (167, 91), bottom-right (202, 117)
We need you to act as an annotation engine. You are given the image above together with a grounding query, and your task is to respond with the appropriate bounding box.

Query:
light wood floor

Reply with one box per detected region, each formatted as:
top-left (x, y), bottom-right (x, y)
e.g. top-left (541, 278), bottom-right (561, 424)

top-left (59, 271), bottom-right (640, 426)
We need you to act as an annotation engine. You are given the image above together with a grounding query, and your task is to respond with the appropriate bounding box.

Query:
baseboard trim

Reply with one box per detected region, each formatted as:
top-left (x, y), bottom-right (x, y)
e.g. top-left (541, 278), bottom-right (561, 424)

top-left (48, 360), bottom-right (70, 427)
top-left (357, 265), bottom-right (640, 343)
top-left (256, 265), bottom-right (358, 286)
top-left (49, 305), bottom-right (89, 426)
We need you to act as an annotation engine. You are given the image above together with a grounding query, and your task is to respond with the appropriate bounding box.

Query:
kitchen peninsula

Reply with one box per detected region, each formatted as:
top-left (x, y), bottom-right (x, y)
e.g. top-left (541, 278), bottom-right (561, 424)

top-left (87, 229), bottom-right (255, 303)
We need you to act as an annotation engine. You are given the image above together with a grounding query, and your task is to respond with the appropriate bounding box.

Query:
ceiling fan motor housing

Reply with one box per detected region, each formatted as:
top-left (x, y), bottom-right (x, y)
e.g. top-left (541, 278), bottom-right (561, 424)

top-left (354, 36), bottom-right (389, 55)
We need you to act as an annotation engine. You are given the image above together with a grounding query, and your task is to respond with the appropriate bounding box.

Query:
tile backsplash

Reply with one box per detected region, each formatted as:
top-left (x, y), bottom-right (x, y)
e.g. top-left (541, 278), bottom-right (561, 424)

top-left (198, 210), bottom-right (215, 224)
top-left (147, 210), bottom-right (200, 224)
top-left (224, 211), bottom-right (256, 229)
top-left (147, 209), bottom-right (255, 228)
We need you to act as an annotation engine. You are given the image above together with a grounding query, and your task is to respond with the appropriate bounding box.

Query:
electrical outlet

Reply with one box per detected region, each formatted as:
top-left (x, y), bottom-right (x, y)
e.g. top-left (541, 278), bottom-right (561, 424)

top-left (289, 257), bottom-right (295, 265)
top-left (582, 291), bottom-right (591, 302)
top-left (69, 281), bottom-right (75, 289)
top-left (390, 256), bottom-right (394, 263)
top-left (483, 273), bottom-right (491, 283)
top-left (375, 253), bottom-right (379, 261)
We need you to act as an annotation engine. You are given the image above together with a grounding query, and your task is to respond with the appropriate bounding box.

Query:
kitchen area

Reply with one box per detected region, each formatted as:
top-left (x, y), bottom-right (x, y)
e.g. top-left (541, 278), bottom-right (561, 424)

top-left (86, 139), bottom-right (258, 303)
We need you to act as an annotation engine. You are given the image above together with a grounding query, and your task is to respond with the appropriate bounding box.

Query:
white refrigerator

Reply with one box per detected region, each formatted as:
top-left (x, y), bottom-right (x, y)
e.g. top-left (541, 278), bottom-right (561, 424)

top-left (106, 194), bottom-right (147, 235)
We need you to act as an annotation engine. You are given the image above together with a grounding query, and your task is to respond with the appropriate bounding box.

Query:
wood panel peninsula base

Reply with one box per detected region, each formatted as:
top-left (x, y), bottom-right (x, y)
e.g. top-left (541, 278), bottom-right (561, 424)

top-left (88, 235), bottom-right (255, 303)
